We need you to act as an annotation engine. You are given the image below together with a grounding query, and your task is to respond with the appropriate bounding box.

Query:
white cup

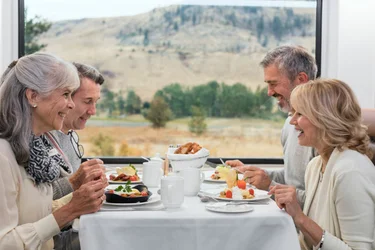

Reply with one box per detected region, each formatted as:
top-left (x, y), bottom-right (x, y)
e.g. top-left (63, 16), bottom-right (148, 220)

top-left (142, 161), bottom-right (163, 188)
top-left (161, 175), bottom-right (184, 209)
top-left (181, 168), bottom-right (205, 196)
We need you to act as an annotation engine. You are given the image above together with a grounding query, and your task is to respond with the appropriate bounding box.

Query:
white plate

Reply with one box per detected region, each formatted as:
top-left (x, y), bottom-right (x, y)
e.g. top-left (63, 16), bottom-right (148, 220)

top-left (203, 188), bottom-right (271, 202)
top-left (107, 171), bottom-right (143, 184)
top-left (203, 172), bottom-right (244, 183)
top-left (205, 203), bottom-right (254, 213)
top-left (204, 178), bottom-right (226, 183)
top-left (103, 194), bottom-right (161, 206)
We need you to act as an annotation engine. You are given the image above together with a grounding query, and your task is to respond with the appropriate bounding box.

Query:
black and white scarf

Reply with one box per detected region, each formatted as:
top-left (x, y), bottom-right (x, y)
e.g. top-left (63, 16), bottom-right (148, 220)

top-left (25, 134), bottom-right (71, 185)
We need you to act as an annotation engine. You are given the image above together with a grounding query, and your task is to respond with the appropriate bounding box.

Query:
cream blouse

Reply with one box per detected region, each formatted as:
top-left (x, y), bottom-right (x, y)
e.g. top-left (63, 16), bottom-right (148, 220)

top-left (0, 139), bottom-right (61, 250)
top-left (300, 148), bottom-right (375, 250)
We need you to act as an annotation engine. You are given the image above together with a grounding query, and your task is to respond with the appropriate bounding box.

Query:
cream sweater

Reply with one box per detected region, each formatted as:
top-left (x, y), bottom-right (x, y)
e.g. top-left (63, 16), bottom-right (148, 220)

top-left (300, 148), bottom-right (375, 250)
top-left (0, 139), bottom-right (70, 250)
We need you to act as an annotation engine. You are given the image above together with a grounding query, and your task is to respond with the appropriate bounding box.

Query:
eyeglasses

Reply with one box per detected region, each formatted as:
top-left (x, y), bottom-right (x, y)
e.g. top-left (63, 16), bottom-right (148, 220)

top-left (68, 130), bottom-right (84, 159)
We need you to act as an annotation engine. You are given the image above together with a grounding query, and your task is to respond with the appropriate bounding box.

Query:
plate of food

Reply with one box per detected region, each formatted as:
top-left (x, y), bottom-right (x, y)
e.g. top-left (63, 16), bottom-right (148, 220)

top-left (204, 165), bottom-right (243, 183)
top-left (216, 187), bottom-right (271, 202)
top-left (104, 183), bottom-right (160, 205)
top-left (203, 168), bottom-right (271, 202)
top-left (107, 164), bottom-right (142, 184)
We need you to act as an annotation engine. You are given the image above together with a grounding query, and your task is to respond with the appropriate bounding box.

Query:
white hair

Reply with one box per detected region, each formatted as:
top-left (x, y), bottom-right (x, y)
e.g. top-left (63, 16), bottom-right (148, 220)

top-left (0, 52), bottom-right (79, 165)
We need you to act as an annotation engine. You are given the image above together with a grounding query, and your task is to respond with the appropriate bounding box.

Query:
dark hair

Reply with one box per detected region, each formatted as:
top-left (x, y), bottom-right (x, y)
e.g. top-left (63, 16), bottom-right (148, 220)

top-left (73, 62), bottom-right (104, 85)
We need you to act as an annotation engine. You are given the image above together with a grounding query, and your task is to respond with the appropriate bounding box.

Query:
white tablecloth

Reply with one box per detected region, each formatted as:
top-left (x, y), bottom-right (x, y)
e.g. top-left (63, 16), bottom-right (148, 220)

top-left (79, 184), bottom-right (300, 250)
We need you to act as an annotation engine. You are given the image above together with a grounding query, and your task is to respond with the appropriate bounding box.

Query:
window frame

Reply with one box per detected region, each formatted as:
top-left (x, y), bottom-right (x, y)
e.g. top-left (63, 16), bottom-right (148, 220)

top-left (18, 0), bottom-right (323, 165)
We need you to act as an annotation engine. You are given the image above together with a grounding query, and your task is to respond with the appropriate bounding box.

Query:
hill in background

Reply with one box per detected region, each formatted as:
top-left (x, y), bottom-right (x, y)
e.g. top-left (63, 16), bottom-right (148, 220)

top-left (39, 5), bottom-right (315, 101)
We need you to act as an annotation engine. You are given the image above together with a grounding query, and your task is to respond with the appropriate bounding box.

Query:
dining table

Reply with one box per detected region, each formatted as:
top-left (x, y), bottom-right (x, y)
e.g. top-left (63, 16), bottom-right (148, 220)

top-left (78, 175), bottom-right (300, 250)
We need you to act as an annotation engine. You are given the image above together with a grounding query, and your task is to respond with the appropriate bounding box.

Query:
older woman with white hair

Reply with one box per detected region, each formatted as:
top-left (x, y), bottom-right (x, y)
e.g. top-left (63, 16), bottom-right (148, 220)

top-left (0, 53), bottom-right (107, 250)
top-left (269, 79), bottom-right (375, 250)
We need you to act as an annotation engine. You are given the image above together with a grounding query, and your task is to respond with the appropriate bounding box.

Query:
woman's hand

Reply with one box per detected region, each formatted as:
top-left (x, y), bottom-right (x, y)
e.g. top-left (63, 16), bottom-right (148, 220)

top-left (53, 179), bottom-right (107, 228)
top-left (69, 159), bottom-right (108, 190)
top-left (269, 185), bottom-right (303, 221)
top-left (69, 179), bottom-right (106, 217)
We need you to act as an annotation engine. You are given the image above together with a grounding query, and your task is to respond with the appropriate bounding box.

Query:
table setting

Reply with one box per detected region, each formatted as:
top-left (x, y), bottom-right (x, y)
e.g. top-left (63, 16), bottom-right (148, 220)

top-left (79, 143), bottom-right (300, 250)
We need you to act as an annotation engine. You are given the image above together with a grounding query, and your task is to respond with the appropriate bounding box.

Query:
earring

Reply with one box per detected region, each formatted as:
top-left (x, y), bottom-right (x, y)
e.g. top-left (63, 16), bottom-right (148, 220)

top-left (32, 104), bottom-right (37, 108)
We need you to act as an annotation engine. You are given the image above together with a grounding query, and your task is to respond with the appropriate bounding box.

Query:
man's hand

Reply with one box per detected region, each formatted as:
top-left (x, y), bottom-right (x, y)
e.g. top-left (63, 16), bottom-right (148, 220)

top-left (69, 159), bottom-right (108, 191)
top-left (242, 166), bottom-right (272, 191)
top-left (225, 160), bottom-right (244, 167)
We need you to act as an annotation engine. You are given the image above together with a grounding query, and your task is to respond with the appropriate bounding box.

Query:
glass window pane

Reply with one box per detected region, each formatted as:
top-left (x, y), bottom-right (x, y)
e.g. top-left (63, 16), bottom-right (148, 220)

top-left (24, 0), bottom-right (317, 158)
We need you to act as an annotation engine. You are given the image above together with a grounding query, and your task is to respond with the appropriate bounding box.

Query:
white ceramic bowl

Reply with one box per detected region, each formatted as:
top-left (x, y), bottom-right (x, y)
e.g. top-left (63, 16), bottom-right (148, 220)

top-left (167, 148), bottom-right (209, 172)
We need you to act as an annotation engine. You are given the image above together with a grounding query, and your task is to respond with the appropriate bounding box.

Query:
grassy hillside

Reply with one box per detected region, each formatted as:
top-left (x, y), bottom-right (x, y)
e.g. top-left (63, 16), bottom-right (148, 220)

top-left (39, 5), bottom-right (315, 101)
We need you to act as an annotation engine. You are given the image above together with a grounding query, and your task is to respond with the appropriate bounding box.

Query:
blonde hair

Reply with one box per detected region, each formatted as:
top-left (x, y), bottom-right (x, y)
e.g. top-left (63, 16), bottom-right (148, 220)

top-left (290, 79), bottom-right (372, 159)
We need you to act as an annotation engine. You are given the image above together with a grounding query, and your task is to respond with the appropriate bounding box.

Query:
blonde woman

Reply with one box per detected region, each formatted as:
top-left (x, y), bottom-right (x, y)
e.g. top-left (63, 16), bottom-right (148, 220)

top-left (269, 79), bottom-right (375, 250)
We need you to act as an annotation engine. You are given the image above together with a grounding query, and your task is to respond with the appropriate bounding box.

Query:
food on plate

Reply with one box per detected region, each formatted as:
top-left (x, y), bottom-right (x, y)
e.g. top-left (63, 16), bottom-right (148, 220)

top-left (210, 165), bottom-right (231, 180)
top-left (107, 182), bottom-right (148, 197)
top-left (220, 186), bottom-right (255, 200)
top-left (225, 168), bottom-right (238, 188)
top-left (105, 183), bottom-right (152, 203)
top-left (109, 164), bottom-right (140, 182)
top-left (174, 142), bottom-right (202, 154)
top-left (237, 180), bottom-right (247, 190)
top-left (218, 176), bottom-right (254, 199)
top-left (211, 166), bottom-right (239, 188)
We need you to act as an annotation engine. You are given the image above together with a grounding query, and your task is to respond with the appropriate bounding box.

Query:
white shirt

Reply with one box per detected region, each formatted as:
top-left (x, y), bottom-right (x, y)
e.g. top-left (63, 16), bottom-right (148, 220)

top-left (0, 139), bottom-right (60, 250)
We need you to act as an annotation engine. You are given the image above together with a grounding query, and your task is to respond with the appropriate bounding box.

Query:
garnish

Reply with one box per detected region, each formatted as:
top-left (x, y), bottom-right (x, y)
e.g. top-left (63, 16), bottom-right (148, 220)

top-left (114, 180), bottom-right (132, 192)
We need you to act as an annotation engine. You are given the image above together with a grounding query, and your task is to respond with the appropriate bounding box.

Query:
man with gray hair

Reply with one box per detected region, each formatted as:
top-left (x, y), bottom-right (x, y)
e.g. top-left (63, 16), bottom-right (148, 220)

top-left (226, 45), bottom-right (317, 207)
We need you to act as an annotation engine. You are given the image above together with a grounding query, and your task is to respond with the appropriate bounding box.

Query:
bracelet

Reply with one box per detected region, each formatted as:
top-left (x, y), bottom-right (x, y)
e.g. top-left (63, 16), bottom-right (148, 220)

top-left (316, 230), bottom-right (326, 250)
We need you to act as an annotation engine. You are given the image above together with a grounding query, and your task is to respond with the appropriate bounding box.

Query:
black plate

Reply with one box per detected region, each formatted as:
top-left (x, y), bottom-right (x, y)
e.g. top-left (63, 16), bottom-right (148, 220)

top-left (105, 184), bottom-right (152, 203)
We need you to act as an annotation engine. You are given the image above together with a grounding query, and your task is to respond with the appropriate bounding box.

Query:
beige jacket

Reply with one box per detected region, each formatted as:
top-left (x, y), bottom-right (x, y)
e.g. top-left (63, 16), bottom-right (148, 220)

top-left (0, 139), bottom-right (71, 250)
top-left (300, 148), bottom-right (375, 250)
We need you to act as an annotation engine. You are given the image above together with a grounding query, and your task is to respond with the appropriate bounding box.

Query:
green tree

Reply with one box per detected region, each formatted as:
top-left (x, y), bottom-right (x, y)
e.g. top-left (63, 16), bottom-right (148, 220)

top-left (192, 13), bottom-right (197, 26)
top-left (100, 86), bottom-right (116, 117)
top-left (272, 16), bottom-right (284, 41)
top-left (117, 95), bottom-right (126, 115)
top-left (217, 83), bottom-right (251, 117)
top-left (190, 81), bottom-right (220, 117)
top-left (125, 90), bottom-right (141, 114)
top-left (251, 86), bottom-right (274, 118)
top-left (143, 29), bottom-right (149, 46)
top-left (145, 96), bottom-right (172, 128)
top-left (173, 22), bottom-right (179, 31)
top-left (188, 106), bottom-right (207, 135)
top-left (24, 9), bottom-right (52, 55)
top-left (256, 16), bottom-right (264, 41)
top-left (157, 83), bottom-right (187, 117)
top-left (91, 133), bottom-right (115, 156)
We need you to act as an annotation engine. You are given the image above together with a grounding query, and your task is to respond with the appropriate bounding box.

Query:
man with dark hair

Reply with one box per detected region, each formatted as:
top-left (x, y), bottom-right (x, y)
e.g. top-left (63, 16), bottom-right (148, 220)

top-left (49, 63), bottom-right (105, 250)
top-left (226, 45), bottom-right (317, 207)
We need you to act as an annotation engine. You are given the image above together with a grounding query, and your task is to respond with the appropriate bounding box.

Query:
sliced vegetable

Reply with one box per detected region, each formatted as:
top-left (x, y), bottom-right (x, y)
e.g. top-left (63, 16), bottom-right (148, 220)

top-left (249, 188), bottom-right (254, 196)
top-left (237, 180), bottom-right (246, 189)
top-left (226, 190), bottom-right (233, 198)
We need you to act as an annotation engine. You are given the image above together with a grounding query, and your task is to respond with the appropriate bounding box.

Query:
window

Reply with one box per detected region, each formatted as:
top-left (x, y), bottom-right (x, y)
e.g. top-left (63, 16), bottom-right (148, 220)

top-left (22, 0), bottom-right (321, 160)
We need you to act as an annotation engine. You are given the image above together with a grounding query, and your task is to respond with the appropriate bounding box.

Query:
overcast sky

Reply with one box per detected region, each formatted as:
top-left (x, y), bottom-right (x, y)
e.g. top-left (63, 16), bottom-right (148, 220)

top-left (26, 0), bottom-right (316, 22)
